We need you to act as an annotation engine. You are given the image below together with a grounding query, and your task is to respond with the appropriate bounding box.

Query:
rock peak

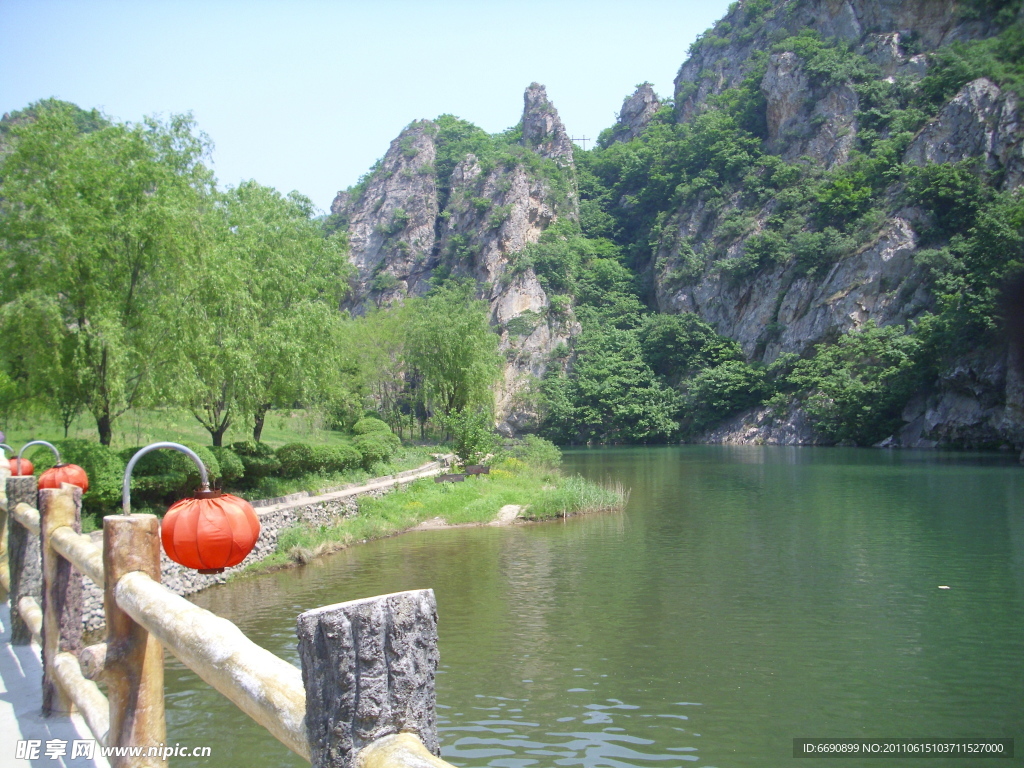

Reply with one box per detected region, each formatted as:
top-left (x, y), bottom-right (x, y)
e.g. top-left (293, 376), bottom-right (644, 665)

top-left (610, 83), bottom-right (660, 144)
top-left (521, 83), bottom-right (574, 166)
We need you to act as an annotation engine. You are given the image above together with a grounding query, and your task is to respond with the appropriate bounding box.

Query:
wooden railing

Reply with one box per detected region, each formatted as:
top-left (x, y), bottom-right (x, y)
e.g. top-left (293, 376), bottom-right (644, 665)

top-left (2, 474), bottom-right (457, 768)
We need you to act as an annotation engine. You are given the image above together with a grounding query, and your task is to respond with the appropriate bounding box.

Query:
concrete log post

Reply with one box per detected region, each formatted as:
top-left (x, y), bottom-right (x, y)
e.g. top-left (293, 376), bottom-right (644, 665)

top-left (103, 514), bottom-right (166, 767)
top-left (40, 484), bottom-right (84, 715)
top-left (297, 589), bottom-right (441, 768)
top-left (7, 475), bottom-right (40, 644)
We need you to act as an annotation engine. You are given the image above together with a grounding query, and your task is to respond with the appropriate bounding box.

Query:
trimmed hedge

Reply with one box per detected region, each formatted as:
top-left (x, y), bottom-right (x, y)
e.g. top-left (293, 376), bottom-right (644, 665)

top-left (276, 443), bottom-right (315, 478)
top-left (310, 444), bottom-right (362, 473)
top-left (209, 446), bottom-right (244, 486)
top-left (352, 417), bottom-right (391, 435)
top-left (277, 442), bottom-right (364, 477)
top-left (228, 441), bottom-right (282, 487)
top-left (353, 432), bottom-right (401, 469)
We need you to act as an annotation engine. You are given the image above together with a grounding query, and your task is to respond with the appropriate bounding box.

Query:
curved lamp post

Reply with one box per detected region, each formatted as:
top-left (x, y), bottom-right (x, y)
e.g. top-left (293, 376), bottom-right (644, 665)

top-left (123, 442), bottom-right (260, 574)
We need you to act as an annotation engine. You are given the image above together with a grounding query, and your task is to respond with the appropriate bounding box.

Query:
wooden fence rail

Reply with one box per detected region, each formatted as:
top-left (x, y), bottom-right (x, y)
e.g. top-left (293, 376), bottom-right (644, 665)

top-left (4, 475), bottom-right (458, 768)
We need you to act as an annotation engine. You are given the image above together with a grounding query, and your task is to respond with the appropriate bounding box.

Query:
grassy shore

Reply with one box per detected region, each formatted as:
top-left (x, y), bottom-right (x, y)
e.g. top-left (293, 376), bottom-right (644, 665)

top-left (243, 458), bottom-right (629, 574)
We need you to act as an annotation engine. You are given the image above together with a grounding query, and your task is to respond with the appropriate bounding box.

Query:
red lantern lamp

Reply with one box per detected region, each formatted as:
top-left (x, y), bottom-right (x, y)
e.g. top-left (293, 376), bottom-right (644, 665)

top-left (161, 490), bottom-right (260, 573)
top-left (39, 463), bottom-right (90, 492)
top-left (123, 442), bottom-right (261, 575)
top-left (9, 458), bottom-right (34, 476)
top-left (18, 440), bottom-right (89, 491)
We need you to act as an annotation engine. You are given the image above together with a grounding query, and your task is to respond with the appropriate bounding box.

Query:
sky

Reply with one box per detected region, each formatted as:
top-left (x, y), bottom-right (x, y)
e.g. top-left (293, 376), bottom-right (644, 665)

top-left (1, 0), bottom-right (734, 213)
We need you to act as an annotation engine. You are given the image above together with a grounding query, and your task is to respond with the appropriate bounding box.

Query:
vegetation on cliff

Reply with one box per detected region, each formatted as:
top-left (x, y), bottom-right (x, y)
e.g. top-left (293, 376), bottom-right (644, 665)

top-left (534, 2), bottom-right (1024, 447)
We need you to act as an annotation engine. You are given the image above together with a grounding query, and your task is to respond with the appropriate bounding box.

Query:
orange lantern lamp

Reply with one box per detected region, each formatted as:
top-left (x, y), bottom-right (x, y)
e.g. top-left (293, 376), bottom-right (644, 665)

top-left (21, 440), bottom-right (90, 492)
top-left (8, 444), bottom-right (33, 476)
top-left (123, 442), bottom-right (260, 574)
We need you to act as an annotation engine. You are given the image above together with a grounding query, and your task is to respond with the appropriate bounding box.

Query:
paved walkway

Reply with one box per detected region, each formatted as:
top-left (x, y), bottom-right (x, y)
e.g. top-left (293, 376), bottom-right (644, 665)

top-left (0, 604), bottom-right (108, 768)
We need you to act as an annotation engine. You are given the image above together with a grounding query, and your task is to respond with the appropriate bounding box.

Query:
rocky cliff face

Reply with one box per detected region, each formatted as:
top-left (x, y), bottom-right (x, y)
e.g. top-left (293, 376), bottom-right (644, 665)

top-left (675, 0), bottom-right (988, 123)
top-left (650, 0), bottom-right (1024, 448)
top-left (331, 84), bottom-right (578, 432)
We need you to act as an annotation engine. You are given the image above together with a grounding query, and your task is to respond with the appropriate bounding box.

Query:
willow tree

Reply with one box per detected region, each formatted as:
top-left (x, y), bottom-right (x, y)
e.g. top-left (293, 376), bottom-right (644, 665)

top-left (170, 182), bottom-right (351, 444)
top-left (0, 101), bottom-right (214, 445)
top-left (405, 282), bottom-right (502, 424)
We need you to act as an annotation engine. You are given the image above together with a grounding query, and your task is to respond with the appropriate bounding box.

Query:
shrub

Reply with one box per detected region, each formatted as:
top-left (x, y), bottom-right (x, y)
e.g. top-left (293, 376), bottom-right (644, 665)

top-left (682, 360), bottom-right (772, 433)
top-left (310, 444), bottom-right (362, 473)
top-left (276, 443), bottom-right (316, 478)
top-left (506, 435), bottom-right (562, 469)
top-left (209, 447), bottom-right (244, 486)
top-left (353, 433), bottom-right (401, 469)
top-left (32, 439), bottom-right (125, 516)
top-left (228, 441), bottom-right (282, 485)
top-left (787, 321), bottom-right (926, 445)
top-left (438, 408), bottom-right (498, 466)
top-left (352, 417), bottom-right (392, 435)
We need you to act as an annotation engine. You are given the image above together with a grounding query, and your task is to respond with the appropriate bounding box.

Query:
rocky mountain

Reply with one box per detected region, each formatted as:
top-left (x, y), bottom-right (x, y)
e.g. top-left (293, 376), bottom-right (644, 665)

top-left (640, 0), bottom-right (1024, 448)
top-left (329, 84), bottom-right (578, 432)
top-left (333, 0), bottom-right (1024, 449)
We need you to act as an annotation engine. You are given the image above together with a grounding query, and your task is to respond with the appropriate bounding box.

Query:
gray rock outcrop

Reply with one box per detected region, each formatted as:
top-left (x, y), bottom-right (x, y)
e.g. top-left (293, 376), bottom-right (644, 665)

top-left (761, 51), bottom-right (858, 167)
top-left (904, 78), bottom-right (1024, 190)
top-left (330, 85), bottom-right (579, 432)
top-left (522, 83), bottom-right (575, 165)
top-left (609, 83), bottom-right (661, 144)
top-left (649, 0), bottom-right (1023, 447)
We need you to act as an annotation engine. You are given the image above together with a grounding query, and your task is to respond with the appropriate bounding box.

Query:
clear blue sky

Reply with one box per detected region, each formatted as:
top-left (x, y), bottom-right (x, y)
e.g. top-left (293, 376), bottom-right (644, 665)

top-left (1, 0), bottom-right (733, 213)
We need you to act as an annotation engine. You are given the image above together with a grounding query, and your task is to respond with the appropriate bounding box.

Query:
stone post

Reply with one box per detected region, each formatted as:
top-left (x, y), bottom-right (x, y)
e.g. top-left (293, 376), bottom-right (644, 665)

top-left (103, 514), bottom-right (165, 767)
top-left (7, 475), bottom-right (40, 644)
top-left (297, 589), bottom-right (440, 768)
top-left (39, 484), bottom-right (84, 715)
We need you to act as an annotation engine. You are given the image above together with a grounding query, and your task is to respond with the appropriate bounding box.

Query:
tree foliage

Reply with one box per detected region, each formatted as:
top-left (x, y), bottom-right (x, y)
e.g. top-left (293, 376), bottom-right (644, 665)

top-left (0, 101), bottom-right (214, 444)
top-left (169, 181), bottom-right (350, 444)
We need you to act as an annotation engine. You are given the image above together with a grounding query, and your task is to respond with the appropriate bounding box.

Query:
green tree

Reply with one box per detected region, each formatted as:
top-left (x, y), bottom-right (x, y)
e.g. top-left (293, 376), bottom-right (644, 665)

top-left (639, 313), bottom-right (743, 383)
top-left (170, 182), bottom-right (351, 445)
top-left (788, 321), bottom-right (925, 445)
top-left (405, 282), bottom-right (502, 421)
top-left (540, 317), bottom-right (678, 443)
top-left (345, 304), bottom-right (417, 437)
top-left (0, 101), bottom-right (214, 445)
top-left (681, 360), bottom-right (771, 434)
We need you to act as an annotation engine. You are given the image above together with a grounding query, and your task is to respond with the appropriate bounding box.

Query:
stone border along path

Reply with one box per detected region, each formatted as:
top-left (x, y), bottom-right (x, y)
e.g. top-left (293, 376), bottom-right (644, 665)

top-left (79, 458), bottom-right (454, 633)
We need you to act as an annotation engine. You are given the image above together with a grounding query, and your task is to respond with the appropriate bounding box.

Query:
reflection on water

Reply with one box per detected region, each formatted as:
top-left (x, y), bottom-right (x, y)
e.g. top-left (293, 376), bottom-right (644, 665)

top-left (166, 446), bottom-right (1024, 768)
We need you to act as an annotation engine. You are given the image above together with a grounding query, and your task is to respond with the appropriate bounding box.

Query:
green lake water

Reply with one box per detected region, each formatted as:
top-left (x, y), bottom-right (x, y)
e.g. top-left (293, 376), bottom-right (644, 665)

top-left (164, 446), bottom-right (1024, 767)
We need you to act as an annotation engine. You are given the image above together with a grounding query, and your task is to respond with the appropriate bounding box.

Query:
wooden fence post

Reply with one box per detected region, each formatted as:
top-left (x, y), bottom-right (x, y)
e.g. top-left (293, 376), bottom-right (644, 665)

top-left (7, 475), bottom-right (40, 645)
top-left (297, 589), bottom-right (440, 768)
top-left (39, 484), bottom-right (84, 715)
top-left (103, 514), bottom-right (166, 767)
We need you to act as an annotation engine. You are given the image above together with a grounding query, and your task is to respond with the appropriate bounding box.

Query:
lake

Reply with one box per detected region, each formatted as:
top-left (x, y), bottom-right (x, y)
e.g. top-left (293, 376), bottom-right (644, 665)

top-left (164, 446), bottom-right (1024, 767)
